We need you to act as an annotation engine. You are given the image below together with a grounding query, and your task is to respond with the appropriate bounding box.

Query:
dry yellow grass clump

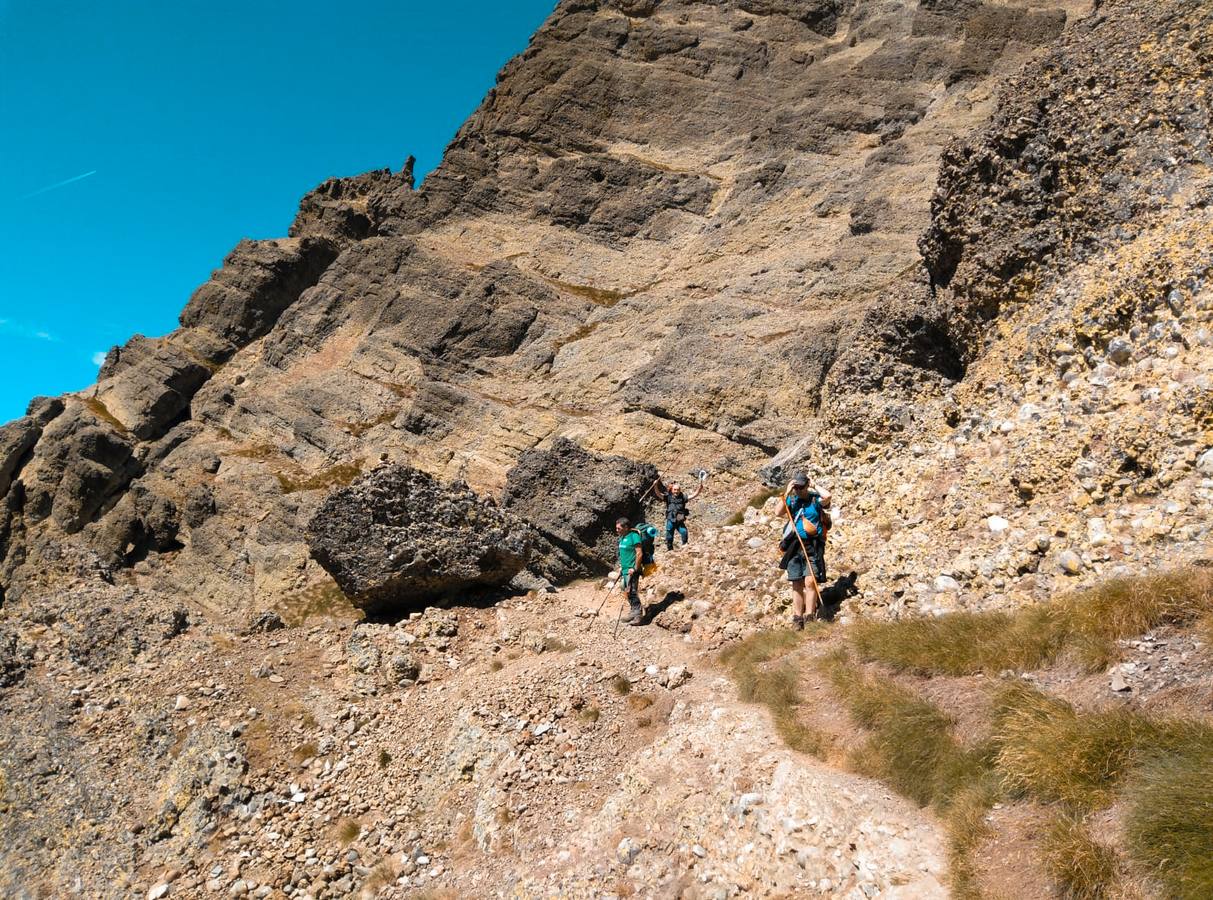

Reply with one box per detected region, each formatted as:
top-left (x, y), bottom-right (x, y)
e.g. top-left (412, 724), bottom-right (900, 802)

top-left (719, 628), bottom-right (826, 756)
top-left (850, 567), bottom-right (1213, 675)
top-left (1042, 812), bottom-right (1120, 900)
top-left (723, 566), bottom-right (1213, 899)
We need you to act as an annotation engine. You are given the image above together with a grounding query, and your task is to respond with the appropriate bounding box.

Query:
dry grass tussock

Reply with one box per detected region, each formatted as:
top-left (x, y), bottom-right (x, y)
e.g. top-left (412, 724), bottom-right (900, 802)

top-left (719, 627), bottom-right (827, 756)
top-left (1123, 727), bottom-right (1213, 900)
top-left (818, 651), bottom-right (999, 900)
top-left (720, 568), bottom-right (1213, 898)
top-left (1042, 811), bottom-right (1121, 900)
top-left (992, 681), bottom-right (1199, 810)
top-left (850, 567), bottom-right (1213, 675)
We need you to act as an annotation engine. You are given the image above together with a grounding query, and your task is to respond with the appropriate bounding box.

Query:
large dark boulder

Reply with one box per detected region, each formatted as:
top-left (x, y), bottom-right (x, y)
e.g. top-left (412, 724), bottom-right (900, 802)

top-left (306, 464), bottom-right (533, 612)
top-left (501, 438), bottom-right (658, 581)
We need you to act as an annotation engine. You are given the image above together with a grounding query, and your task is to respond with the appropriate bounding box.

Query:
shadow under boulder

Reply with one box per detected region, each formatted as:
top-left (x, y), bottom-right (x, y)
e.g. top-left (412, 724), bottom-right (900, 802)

top-left (306, 463), bottom-right (533, 614)
top-left (501, 437), bottom-right (658, 582)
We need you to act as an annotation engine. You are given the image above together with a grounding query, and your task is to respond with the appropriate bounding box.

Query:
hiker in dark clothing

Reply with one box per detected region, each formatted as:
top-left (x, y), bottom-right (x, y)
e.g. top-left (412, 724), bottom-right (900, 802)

top-left (780, 473), bottom-right (827, 629)
top-left (653, 476), bottom-right (703, 550)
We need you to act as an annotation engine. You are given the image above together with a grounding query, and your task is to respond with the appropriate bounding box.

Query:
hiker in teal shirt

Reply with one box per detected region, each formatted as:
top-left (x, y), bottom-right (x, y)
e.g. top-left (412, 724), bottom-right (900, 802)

top-left (616, 517), bottom-right (646, 626)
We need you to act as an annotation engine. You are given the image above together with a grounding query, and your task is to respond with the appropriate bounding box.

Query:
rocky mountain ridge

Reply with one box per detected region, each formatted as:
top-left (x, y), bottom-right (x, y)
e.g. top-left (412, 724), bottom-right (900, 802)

top-left (2, 0), bottom-right (1212, 897)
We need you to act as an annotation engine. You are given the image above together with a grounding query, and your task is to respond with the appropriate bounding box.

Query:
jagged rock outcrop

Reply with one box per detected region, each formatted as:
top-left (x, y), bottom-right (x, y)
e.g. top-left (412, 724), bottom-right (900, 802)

top-left (920, 0), bottom-right (1213, 351)
top-left (178, 237), bottom-right (340, 353)
top-left (502, 437), bottom-right (660, 579)
top-left (307, 464), bottom-right (533, 611)
top-left (0, 0), bottom-right (1087, 607)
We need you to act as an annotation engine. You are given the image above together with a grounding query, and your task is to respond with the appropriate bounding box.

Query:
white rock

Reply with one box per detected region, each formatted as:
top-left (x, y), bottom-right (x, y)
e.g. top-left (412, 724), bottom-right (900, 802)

top-left (1058, 551), bottom-right (1082, 575)
top-left (666, 666), bottom-right (690, 688)
top-left (533, 722), bottom-right (552, 737)
top-left (691, 844), bottom-right (707, 858)
top-left (933, 575), bottom-right (960, 592)
top-left (1110, 672), bottom-right (1131, 692)
top-left (1086, 518), bottom-right (1110, 547)
top-left (617, 837), bottom-right (641, 865)
top-left (174, 695), bottom-right (190, 711)
top-left (987, 516), bottom-right (1010, 534)
top-left (148, 885), bottom-right (170, 900)
top-left (1197, 449), bottom-right (1213, 477)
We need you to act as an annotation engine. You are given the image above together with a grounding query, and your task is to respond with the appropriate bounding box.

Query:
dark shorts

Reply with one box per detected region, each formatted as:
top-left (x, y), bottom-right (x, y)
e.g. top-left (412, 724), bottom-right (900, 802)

top-left (786, 547), bottom-right (826, 583)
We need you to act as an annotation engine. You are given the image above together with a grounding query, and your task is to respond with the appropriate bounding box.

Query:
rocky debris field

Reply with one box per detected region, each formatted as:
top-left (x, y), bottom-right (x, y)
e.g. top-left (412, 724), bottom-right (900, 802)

top-left (0, 560), bottom-right (950, 899)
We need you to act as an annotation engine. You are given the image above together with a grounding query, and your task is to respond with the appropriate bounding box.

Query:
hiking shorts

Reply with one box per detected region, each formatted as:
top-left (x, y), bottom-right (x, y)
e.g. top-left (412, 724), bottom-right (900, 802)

top-left (786, 547), bottom-right (825, 583)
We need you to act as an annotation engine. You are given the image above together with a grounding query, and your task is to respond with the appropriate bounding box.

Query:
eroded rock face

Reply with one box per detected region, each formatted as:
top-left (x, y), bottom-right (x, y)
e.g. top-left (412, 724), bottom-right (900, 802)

top-left (307, 464), bottom-right (533, 612)
top-left (178, 236), bottom-right (339, 352)
top-left (0, 0), bottom-right (1090, 611)
top-left (502, 438), bottom-right (659, 580)
top-left (94, 336), bottom-right (211, 441)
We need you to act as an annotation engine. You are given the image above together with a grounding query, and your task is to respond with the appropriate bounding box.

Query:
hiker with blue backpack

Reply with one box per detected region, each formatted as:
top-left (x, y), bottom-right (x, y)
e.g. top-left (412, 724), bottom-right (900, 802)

top-left (779, 473), bottom-right (830, 630)
top-left (616, 516), bottom-right (658, 626)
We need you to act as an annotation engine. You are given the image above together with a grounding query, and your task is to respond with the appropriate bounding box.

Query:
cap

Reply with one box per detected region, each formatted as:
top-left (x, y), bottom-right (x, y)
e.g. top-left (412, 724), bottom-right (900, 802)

top-left (791, 473), bottom-right (809, 488)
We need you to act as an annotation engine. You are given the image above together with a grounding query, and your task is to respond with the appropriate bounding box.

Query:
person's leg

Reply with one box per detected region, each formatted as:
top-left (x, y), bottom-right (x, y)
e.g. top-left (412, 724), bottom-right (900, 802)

top-left (676, 522), bottom-right (689, 545)
top-left (805, 550), bottom-right (824, 618)
top-left (664, 520), bottom-right (675, 551)
top-left (624, 570), bottom-right (644, 624)
top-left (786, 548), bottom-right (808, 628)
top-left (806, 575), bottom-right (821, 619)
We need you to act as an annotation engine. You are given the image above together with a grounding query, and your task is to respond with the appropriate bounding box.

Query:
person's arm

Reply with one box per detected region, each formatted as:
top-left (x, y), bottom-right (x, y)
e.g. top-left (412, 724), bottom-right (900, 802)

top-left (689, 480), bottom-right (703, 500)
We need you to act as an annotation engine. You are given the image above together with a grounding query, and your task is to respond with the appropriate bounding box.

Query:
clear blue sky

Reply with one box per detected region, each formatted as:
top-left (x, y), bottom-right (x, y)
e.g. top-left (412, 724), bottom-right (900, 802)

top-left (0, 0), bottom-right (554, 423)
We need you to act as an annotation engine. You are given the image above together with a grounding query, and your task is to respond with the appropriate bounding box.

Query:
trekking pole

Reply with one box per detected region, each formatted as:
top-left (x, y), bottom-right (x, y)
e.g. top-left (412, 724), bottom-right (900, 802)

top-left (585, 577), bottom-right (618, 632)
top-left (783, 493), bottom-right (824, 617)
top-left (638, 476), bottom-right (662, 506)
top-left (612, 598), bottom-right (626, 639)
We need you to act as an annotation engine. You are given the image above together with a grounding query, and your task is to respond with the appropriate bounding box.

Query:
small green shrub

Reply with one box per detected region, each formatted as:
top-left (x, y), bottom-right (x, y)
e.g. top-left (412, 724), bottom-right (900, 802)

top-left (724, 487), bottom-right (781, 526)
top-left (610, 674), bottom-right (632, 695)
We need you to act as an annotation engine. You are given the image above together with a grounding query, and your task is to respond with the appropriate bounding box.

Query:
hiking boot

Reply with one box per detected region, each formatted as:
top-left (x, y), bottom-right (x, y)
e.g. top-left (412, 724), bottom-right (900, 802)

top-left (792, 615), bottom-right (805, 631)
top-left (623, 604), bottom-right (645, 626)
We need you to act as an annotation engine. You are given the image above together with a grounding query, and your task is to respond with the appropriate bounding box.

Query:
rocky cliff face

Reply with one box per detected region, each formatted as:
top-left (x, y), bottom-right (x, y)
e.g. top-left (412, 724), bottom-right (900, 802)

top-left (3, 0), bottom-right (1212, 897)
top-left (0, 0), bottom-right (1083, 614)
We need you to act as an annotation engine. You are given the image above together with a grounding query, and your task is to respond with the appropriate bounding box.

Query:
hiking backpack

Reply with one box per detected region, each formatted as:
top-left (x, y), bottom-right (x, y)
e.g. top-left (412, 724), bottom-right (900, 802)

top-left (632, 523), bottom-right (659, 567)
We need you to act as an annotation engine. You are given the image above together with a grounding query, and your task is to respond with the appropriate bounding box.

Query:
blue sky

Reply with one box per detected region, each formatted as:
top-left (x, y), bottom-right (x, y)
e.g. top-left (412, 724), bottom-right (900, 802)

top-left (0, 0), bottom-right (554, 423)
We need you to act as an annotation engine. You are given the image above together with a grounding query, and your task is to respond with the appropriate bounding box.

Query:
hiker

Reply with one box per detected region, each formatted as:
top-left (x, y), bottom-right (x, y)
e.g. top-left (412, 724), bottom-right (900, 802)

top-left (615, 516), bottom-right (656, 626)
top-left (653, 475), bottom-right (703, 550)
top-left (779, 473), bottom-right (827, 629)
